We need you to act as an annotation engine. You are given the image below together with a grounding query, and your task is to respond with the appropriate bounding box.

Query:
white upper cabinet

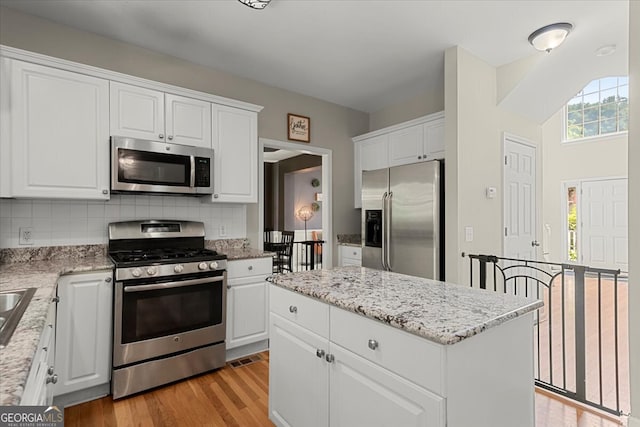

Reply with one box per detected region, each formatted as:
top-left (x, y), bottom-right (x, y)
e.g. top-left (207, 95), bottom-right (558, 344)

top-left (109, 82), bottom-right (164, 141)
top-left (388, 125), bottom-right (424, 166)
top-left (211, 104), bottom-right (258, 203)
top-left (165, 93), bottom-right (211, 148)
top-left (352, 112), bottom-right (444, 208)
top-left (110, 82), bottom-right (211, 148)
top-left (2, 59), bottom-right (110, 199)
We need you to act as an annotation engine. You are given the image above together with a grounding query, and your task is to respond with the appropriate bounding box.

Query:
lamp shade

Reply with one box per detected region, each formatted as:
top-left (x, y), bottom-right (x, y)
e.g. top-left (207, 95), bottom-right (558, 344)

top-left (528, 22), bottom-right (573, 52)
top-left (297, 206), bottom-right (314, 222)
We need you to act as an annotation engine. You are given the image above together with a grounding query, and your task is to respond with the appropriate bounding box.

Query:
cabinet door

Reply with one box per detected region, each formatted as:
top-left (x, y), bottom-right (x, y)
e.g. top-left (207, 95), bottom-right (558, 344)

top-left (424, 120), bottom-right (445, 160)
top-left (388, 125), bottom-right (424, 167)
top-left (110, 81), bottom-right (165, 141)
top-left (21, 300), bottom-right (56, 406)
top-left (9, 60), bottom-right (110, 199)
top-left (354, 135), bottom-right (389, 208)
top-left (165, 93), bottom-right (211, 148)
top-left (211, 104), bottom-right (258, 203)
top-left (269, 314), bottom-right (329, 427)
top-left (329, 343), bottom-right (445, 427)
top-left (226, 276), bottom-right (268, 349)
top-left (55, 271), bottom-right (113, 397)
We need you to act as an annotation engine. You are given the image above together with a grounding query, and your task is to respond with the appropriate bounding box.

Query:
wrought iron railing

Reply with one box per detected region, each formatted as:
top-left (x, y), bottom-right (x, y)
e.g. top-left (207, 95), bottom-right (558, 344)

top-left (464, 253), bottom-right (629, 416)
top-left (292, 240), bottom-right (324, 272)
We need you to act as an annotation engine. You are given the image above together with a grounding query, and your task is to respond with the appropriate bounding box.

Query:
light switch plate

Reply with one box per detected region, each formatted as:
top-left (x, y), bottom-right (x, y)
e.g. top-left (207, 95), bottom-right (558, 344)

top-left (219, 224), bottom-right (227, 237)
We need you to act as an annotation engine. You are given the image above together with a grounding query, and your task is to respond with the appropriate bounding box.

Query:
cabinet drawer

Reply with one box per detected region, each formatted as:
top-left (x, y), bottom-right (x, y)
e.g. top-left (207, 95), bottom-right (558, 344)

top-left (270, 285), bottom-right (329, 338)
top-left (330, 306), bottom-right (444, 394)
top-left (227, 258), bottom-right (272, 279)
top-left (341, 246), bottom-right (361, 260)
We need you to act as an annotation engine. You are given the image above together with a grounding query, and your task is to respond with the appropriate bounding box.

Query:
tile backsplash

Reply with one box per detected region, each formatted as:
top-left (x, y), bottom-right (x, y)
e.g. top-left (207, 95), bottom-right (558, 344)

top-left (0, 195), bottom-right (246, 248)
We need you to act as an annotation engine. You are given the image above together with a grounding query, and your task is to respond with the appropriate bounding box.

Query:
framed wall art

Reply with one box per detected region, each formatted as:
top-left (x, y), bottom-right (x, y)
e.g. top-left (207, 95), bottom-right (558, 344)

top-left (287, 113), bottom-right (310, 143)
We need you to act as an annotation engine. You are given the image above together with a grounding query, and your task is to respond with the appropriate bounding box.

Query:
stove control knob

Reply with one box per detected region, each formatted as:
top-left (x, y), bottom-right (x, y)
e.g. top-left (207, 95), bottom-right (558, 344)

top-left (174, 264), bottom-right (184, 273)
top-left (209, 261), bottom-right (219, 270)
top-left (198, 262), bottom-right (208, 271)
top-left (131, 268), bottom-right (142, 278)
top-left (146, 267), bottom-right (157, 276)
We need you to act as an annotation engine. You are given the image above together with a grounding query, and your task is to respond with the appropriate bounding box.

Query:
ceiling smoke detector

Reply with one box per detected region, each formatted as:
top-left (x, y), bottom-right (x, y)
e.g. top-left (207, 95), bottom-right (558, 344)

top-left (238, 0), bottom-right (272, 9)
top-left (528, 22), bottom-right (573, 53)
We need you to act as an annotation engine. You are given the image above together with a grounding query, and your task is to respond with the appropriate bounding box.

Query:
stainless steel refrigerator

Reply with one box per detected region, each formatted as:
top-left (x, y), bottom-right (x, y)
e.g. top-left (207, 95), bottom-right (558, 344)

top-left (361, 160), bottom-right (444, 280)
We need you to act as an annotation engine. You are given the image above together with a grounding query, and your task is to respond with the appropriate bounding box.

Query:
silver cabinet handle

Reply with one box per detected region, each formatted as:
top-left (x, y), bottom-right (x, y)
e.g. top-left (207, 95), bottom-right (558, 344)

top-left (46, 374), bottom-right (58, 384)
top-left (168, 135), bottom-right (174, 140)
top-left (316, 349), bottom-right (325, 358)
top-left (102, 189), bottom-right (109, 195)
top-left (105, 277), bottom-right (112, 283)
top-left (47, 366), bottom-right (54, 375)
top-left (418, 155), bottom-right (422, 159)
top-left (213, 194), bottom-right (219, 199)
top-left (159, 134), bottom-right (164, 139)
top-left (289, 305), bottom-right (297, 313)
top-left (248, 265), bottom-right (253, 271)
top-left (52, 296), bottom-right (60, 303)
top-left (531, 240), bottom-right (540, 247)
top-left (368, 339), bottom-right (379, 350)
top-left (325, 353), bottom-right (335, 363)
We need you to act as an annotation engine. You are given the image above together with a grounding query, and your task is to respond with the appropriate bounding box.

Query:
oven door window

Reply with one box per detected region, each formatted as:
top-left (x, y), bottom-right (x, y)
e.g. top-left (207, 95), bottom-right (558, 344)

top-left (121, 280), bottom-right (223, 343)
top-left (118, 148), bottom-right (191, 187)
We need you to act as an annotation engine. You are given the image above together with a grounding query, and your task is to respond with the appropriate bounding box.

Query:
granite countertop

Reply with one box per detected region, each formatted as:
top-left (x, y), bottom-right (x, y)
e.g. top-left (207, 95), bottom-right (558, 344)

top-left (0, 255), bottom-right (113, 406)
top-left (220, 247), bottom-right (274, 261)
top-left (268, 266), bottom-right (542, 346)
top-left (338, 242), bottom-right (361, 248)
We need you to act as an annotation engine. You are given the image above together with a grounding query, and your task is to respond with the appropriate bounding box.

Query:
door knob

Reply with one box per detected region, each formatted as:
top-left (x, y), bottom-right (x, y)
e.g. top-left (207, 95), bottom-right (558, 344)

top-left (531, 240), bottom-right (540, 247)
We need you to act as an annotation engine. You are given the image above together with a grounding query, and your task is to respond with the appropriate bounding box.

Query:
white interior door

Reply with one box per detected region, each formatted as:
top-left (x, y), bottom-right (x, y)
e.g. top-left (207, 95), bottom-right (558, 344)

top-left (580, 178), bottom-right (628, 271)
top-left (504, 137), bottom-right (537, 260)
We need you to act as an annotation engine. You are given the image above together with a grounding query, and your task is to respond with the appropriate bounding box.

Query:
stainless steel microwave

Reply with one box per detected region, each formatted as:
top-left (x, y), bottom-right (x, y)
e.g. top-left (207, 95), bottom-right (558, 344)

top-left (111, 136), bottom-right (214, 196)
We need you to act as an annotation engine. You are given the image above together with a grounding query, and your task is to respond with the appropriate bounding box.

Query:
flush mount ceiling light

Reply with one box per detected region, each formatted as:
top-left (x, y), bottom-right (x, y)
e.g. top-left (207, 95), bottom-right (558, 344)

top-left (528, 22), bottom-right (573, 53)
top-left (595, 44), bottom-right (617, 57)
top-left (238, 0), bottom-right (271, 9)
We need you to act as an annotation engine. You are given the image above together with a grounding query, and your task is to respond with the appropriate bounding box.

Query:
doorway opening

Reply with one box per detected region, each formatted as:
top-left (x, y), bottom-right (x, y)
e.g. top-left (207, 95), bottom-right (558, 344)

top-left (258, 138), bottom-right (333, 271)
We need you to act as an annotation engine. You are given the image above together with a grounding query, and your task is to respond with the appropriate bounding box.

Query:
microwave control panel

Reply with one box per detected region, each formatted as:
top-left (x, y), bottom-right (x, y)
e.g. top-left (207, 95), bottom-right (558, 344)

top-left (194, 157), bottom-right (211, 187)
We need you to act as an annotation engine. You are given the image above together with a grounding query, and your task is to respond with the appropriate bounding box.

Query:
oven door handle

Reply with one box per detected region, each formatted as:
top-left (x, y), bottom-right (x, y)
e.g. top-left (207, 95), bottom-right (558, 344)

top-left (123, 275), bottom-right (224, 293)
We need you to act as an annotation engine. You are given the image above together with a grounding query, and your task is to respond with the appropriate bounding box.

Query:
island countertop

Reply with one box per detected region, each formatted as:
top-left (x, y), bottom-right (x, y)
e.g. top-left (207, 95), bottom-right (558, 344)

top-left (268, 266), bottom-right (542, 345)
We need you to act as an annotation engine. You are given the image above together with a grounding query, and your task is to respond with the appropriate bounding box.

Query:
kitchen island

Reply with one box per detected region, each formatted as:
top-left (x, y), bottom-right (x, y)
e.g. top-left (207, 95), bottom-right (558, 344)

top-left (268, 266), bottom-right (542, 427)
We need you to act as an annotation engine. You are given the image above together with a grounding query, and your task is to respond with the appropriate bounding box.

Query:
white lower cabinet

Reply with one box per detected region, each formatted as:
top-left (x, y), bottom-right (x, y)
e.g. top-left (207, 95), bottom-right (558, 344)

top-left (269, 285), bottom-right (444, 427)
top-left (226, 258), bottom-right (272, 358)
top-left (21, 299), bottom-right (56, 406)
top-left (54, 270), bottom-right (113, 402)
top-left (338, 245), bottom-right (361, 267)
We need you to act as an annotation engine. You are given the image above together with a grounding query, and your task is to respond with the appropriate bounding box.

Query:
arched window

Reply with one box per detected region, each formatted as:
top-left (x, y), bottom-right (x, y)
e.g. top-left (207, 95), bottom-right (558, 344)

top-left (565, 76), bottom-right (628, 141)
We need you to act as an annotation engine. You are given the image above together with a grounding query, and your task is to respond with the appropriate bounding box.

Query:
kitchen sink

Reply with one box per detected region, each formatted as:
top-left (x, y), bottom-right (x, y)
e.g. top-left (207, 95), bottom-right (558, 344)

top-left (0, 288), bottom-right (36, 348)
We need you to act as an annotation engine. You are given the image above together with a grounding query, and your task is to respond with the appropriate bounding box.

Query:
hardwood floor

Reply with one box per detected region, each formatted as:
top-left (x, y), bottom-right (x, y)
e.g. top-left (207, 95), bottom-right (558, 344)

top-left (65, 351), bottom-right (625, 427)
top-left (65, 352), bottom-right (274, 427)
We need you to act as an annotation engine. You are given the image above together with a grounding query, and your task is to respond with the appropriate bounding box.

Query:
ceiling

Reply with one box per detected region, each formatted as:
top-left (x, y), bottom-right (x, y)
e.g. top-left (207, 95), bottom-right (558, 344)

top-left (0, 1), bottom-right (629, 121)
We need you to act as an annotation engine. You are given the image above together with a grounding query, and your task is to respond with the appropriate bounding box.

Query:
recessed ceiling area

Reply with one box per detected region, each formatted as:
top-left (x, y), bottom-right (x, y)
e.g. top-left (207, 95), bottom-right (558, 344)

top-left (0, 1), bottom-right (629, 122)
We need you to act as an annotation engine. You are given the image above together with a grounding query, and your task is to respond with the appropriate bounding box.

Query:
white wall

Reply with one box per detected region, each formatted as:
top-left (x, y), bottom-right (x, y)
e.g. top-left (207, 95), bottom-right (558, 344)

top-left (0, 196), bottom-right (246, 248)
top-left (541, 110), bottom-right (628, 263)
top-left (627, 2), bottom-right (639, 425)
top-left (368, 87), bottom-right (444, 132)
top-left (444, 46), bottom-right (542, 283)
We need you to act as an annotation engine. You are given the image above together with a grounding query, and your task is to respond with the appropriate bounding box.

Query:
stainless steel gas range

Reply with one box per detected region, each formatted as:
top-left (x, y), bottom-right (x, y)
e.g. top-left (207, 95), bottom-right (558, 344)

top-left (108, 220), bottom-right (227, 399)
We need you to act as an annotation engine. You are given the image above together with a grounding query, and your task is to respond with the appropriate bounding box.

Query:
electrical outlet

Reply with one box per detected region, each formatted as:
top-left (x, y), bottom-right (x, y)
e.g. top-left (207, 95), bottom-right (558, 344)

top-left (219, 224), bottom-right (227, 237)
top-left (19, 227), bottom-right (34, 245)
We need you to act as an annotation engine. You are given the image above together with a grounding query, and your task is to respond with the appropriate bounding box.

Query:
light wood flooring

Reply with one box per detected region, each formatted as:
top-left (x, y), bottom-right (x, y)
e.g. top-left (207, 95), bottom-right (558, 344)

top-left (65, 351), bottom-right (625, 427)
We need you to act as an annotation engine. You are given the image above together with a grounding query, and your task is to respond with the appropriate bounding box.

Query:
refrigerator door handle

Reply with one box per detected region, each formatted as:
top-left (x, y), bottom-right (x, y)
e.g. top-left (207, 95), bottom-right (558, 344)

top-left (381, 192), bottom-right (388, 270)
top-left (386, 191), bottom-right (393, 271)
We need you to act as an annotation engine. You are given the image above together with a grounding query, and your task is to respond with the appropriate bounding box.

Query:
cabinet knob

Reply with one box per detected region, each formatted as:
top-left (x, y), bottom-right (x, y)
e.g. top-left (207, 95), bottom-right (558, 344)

top-left (248, 265), bottom-right (253, 271)
top-left (316, 349), bottom-right (325, 358)
top-left (368, 339), bottom-right (379, 350)
top-left (213, 194), bottom-right (219, 199)
top-left (102, 189), bottom-right (109, 195)
top-left (168, 135), bottom-right (174, 140)
top-left (105, 277), bottom-right (112, 283)
top-left (289, 305), bottom-right (297, 313)
top-left (418, 155), bottom-right (422, 159)
top-left (47, 366), bottom-right (54, 375)
top-left (46, 374), bottom-right (58, 384)
top-left (353, 251), bottom-right (357, 256)
top-left (159, 134), bottom-right (164, 139)
top-left (52, 296), bottom-right (60, 303)
top-left (325, 353), bottom-right (335, 363)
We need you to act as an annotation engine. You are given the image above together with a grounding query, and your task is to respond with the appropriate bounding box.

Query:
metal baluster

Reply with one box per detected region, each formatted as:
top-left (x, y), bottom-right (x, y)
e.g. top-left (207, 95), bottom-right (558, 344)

top-left (614, 273), bottom-right (620, 413)
top-left (597, 272), bottom-right (603, 406)
top-left (574, 266), bottom-right (586, 402)
top-left (561, 268), bottom-right (567, 390)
